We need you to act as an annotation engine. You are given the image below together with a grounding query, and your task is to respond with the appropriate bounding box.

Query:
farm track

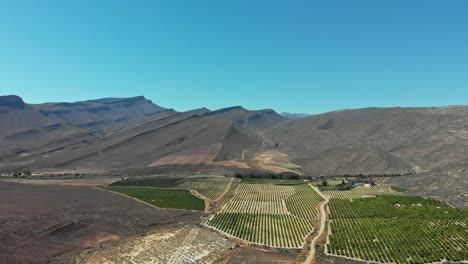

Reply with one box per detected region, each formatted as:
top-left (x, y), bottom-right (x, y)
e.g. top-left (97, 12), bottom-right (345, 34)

top-left (304, 185), bottom-right (329, 264)
top-left (214, 177), bottom-right (234, 204)
top-left (241, 123), bottom-right (282, 160)
top-left (190, 190), bottom-right (211, 213)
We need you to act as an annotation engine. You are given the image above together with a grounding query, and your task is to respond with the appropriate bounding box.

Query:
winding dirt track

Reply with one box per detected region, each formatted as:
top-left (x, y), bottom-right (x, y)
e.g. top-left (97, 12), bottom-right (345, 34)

top-left (305, 185), bottom-right (330, 264)
top-left (240, 123), bottom-right (282, 160)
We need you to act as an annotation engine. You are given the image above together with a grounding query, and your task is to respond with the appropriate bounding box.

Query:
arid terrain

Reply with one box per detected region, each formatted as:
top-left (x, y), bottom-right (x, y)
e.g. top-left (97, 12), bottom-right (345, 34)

top-left (1, 95), bottom-right (467, 264)
top-left (0, 181), bottom-right (201, 264)
top-left (3, 96), bottom-right (467, 177)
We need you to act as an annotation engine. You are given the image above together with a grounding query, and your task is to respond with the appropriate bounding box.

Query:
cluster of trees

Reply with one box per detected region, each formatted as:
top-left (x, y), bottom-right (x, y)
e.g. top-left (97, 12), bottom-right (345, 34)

top-left (304, 172), bottom-right (413, 179)
top-left (224, 168), bottom-right (417, 182)
top-left (12, 170), bottom-right (31, 178)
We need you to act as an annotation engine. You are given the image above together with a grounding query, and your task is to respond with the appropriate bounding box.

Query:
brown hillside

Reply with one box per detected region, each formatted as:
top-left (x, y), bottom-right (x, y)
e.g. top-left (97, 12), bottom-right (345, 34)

top-left (267, 107), bottom-right (468, 175)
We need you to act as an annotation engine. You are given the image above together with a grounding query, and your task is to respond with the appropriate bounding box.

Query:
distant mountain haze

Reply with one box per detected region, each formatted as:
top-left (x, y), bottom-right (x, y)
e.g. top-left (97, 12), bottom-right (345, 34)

top-left (280, 112), bottom-right (310, 119)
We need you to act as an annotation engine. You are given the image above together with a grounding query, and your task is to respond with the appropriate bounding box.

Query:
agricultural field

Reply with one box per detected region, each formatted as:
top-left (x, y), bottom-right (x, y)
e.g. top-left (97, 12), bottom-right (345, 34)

top-left (109, 175), bottom-right (232, 201)
top-left (110, 176), bottom-right (185, 188)
top-left (326, 179), bottom-right (347, 186)
top-left (103, 186), bottom-right (205, 211)
top-left (327, 195), bottom-right (468, 264)
top-left (286, 184), bottom-right (323, 219)
top-left (205, 182), bottom-right (323, 248)
top-left (178, 175), bottom-right (234, 201)
top-left (239, 177), bottom-right (306, 185)
top-left (323, 186), bottom-right (399, 200)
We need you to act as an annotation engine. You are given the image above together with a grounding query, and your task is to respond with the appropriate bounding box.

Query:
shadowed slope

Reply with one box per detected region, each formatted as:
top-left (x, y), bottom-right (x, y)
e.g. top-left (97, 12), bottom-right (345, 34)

top-left (33, 96), bottom-right (173, 130)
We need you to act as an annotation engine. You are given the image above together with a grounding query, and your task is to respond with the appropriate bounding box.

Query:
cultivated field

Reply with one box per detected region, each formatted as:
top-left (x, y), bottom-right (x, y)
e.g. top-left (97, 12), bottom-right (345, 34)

top-left (205, 182), bottom-right (323, 248)
top-left (110, 174), bottom-right (232, 201)
top-left (239, 178), bottom-right (306, 185)
top-left (103, 186), bottom-right (206, 211)
top-left (323, 186), bottom-right (399, 200)
top-left (178, 175), bottom-right (234, 201)
top-left (326, 194), bottom-right (468, 263)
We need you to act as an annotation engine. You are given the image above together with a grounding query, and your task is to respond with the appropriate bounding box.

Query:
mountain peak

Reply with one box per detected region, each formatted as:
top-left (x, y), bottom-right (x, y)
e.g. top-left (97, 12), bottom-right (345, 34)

top-left (0, 95), bottom-right (26, 109)
top-left (203, 106), bottom-right (247, 116)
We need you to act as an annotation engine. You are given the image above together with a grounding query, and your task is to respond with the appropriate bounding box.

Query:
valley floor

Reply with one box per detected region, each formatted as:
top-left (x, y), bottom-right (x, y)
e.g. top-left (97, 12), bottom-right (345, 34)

top-left (1, 175), bottom-right (467, 264)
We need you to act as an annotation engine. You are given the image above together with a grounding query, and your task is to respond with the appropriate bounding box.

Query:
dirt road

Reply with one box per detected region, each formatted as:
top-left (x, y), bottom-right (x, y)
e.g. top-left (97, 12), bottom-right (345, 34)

top-left (305, 185), bottom-right (330, 264)
top-left (240, 123), bottom-right (282, 160)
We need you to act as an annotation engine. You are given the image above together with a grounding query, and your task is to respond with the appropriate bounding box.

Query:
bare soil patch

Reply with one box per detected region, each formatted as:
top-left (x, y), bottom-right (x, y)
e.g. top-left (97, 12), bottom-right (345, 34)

top-left (64, 224), bottom-right (234, 264)
top-left (0, 182), bottom-right (201, 264)
top-left (212, 160), bottom-right (251, 169)
top-left (218, 246), bottom-right (300, 264)
top-left (0, 177), bottom-right (121, 186)
top-left (251, 150), bottom-right (302, 174)
top-left (149, 143), bottom-right (222, 166)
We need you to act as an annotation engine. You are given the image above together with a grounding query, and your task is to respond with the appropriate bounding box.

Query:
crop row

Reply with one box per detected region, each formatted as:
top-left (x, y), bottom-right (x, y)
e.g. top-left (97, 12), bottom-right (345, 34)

top-left (178, 176), bottom-right (232, 200)
top-left (205, 212), bottom-right (313, 248)
top-left (109, 175), bottom-right (232, 201)
top-left (328, 217), bottom-right (468, 264)
top-left (103, 186), bottom-right (206, 211)
top-left (222, 184), bottom-right (294, 214)
top-left (328, 195), bottom-right (468, 219)
top-left (286, 184), bottom-right (323, 219)
top-left (205, 183), bottom-right (323, 248)
top-left (324, 186), bottom-right (399, 200)
top-left (327, 195), bottom-right (468, 263)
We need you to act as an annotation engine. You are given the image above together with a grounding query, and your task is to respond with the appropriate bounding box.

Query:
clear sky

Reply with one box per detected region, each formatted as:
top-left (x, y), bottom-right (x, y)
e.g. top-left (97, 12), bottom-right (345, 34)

top-left (0, 0), bottom-right (467, 114)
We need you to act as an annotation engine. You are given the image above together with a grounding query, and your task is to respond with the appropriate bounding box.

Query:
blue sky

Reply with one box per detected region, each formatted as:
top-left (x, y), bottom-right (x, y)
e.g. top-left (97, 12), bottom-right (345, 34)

top-left (0, 0), bottom-right (467, 114)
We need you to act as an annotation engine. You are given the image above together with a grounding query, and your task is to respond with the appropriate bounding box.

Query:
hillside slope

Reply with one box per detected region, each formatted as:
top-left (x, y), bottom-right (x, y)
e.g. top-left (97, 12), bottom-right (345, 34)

top-left (388, 162), bottom-right (468, 208)
top-left (57, 110), bottom-right (263, 169)
top-left (1, 100), bottom-right (289, 170)
top-left (267, 107), bottom-right (468, 175)
top-left (0, 96), bottom-right (57, 138)
top-left (32, 96), bottom-right (172, 130)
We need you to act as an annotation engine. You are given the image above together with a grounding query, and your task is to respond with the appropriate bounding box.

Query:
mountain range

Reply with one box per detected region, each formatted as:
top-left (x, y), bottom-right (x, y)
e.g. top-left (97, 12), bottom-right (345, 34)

top-left (1, 95), bottom-right (467, 207)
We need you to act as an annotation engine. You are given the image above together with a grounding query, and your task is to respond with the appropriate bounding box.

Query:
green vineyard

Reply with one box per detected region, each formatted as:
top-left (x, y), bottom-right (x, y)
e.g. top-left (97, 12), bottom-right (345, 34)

top-left (286, 184), bottom-right (323, 219)
top-left (177, 175), bottom-right (234, 201)
top-left (324, 186), bottom-right (399, 199)
top-left (103, 186), bottom-right (206, 211)
top-left (205, 182), bottom-right (323, 248)
top-left (206, 213), bottom-right (312, 248)
top-left (327, 195), bottom-right (468, 264)
top-left (110, 175), bottom-right (232, 201)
